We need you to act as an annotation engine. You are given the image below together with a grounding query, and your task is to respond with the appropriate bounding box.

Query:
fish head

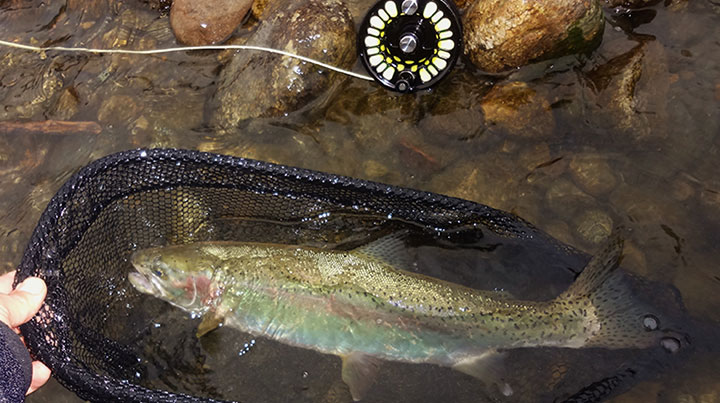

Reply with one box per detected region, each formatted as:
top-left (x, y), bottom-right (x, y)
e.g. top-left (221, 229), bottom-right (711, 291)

top-left (128, 244), bottom-right (224, 314)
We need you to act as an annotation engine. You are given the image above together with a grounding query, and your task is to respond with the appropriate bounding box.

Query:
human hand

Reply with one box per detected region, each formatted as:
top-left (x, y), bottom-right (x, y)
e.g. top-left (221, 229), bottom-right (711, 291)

top-left (0, 271), bottom-right (52, 394)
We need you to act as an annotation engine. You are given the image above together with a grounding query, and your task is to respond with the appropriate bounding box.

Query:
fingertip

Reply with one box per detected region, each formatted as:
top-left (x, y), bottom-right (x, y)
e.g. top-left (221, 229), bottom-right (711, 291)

top-left (0, 277), bottom-right (48, 327)
top-left (17, 277), bottom-right (47, 297)
top-left (27, 361), bottom-right (52, 394)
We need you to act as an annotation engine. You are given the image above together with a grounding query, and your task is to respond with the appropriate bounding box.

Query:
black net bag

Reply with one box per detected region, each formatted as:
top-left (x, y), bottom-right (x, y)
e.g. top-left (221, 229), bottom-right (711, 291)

top-left (15, 148), bottom-right (630, 402)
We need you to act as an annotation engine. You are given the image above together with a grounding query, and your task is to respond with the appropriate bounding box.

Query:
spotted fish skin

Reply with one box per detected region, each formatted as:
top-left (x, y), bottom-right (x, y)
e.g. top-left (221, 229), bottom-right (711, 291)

top-left (129, 233), bottom-right (666, 398)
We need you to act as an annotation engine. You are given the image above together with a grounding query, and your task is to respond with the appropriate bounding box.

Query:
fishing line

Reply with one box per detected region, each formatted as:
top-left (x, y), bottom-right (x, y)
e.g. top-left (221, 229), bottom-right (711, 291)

top-left (0, 39), bottom-right (375, 81)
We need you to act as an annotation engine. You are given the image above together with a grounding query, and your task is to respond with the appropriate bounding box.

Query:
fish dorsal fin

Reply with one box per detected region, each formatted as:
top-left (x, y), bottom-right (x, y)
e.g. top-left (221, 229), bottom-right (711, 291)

top-left (341, 352), bottom-right (382, 401)
top-left (562, 229), bottom-right (625, 299)
top-left (352, 231), bottom-right (415, 270)
top-left (452, 350), bottom-right (513, 397)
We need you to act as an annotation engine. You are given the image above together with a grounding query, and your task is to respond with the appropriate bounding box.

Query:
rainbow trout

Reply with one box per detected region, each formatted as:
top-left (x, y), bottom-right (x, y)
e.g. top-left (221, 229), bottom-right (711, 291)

top-left (129, 233), bottom-right (669, 400)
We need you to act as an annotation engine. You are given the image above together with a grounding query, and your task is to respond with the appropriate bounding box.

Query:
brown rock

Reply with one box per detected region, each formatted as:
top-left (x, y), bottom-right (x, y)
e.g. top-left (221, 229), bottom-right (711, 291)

top-left (97, 95), bottom-right (143, 125)
top-left (545, 178), bottom-right (596, 215)
top-left (463, 0), bottom-right (604, 72)
top-left (569, 153), bottom-right (618, 197)
top-left (431, 158), bottom-right (518, 211)
top-left (418, 108), bottom-right (484, 140)
top-left (170, 0), bottom-right (252, 45)
top-left (453, 0), bottom-right (476, 11)
top-left (210, 0), bottom-right (355, 126)
top-left (48, 87), bottom-right (80, 120)
top-left (574, 208), bottom-right (614, 246)
top-left (542, 220), bottom-right (576, 246)
top-left (251, 0), bottom-right (271, 20)
top-left (585, 40), bottom-right (670, 141)
top-left (480, 81), bottom-right (555, 138)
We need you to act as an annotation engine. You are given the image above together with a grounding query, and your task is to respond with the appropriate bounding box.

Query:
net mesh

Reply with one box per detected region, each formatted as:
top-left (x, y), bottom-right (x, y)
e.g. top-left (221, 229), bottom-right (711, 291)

top-left (14, 148), bottom-right (634, 402)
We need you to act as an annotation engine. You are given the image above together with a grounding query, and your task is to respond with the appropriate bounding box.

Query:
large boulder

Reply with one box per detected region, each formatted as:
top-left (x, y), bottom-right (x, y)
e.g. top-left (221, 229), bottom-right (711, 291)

top-left (170, 0), bottom-right (253, 45)
top-left (210, 0), bottom-right (355, 127)
top-left (463, 0), bottom-right (605, 73)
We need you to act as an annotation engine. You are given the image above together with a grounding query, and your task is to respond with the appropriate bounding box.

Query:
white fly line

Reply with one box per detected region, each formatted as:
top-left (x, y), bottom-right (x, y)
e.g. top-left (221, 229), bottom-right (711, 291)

top-left (0, 39), bottom-right (374, 82)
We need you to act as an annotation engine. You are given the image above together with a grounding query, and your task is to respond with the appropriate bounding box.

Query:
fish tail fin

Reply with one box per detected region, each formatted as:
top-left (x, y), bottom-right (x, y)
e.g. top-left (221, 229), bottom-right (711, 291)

top-left (558, 228), bottom-right (664, 349)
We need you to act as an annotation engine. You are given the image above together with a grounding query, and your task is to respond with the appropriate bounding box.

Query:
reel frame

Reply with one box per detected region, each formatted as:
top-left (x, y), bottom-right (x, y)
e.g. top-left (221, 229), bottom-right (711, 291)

top-left (358, 0), bottom-right (463, 93)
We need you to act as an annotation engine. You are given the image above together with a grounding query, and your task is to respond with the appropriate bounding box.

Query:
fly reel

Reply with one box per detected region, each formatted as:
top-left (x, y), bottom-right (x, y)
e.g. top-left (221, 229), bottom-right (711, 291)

top-left (358, 0), bottom-right (462, 93)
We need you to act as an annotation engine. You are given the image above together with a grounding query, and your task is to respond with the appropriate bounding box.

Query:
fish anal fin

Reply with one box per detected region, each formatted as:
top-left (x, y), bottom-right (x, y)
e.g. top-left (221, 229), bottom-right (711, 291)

top-left (452, 350), bottom-right (513, 397)
top-left (341, 352), bottom-right (382, 401)
top-left (196, 311), bottom-right (224, 338)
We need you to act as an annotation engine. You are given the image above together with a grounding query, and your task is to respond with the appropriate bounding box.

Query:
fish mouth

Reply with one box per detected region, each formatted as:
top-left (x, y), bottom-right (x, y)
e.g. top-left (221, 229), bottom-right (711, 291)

top-left (129, 270), bottom-right (200, 309)
top-left (128, 270), bottom-right (170, 299)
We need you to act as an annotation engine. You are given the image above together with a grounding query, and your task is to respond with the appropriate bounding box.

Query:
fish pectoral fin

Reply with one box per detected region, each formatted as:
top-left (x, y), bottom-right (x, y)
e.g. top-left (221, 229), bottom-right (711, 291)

top-left (353, 231), bottom-right (415, 271)
top-left (196, 311), bottom-right (224, 338)
top-left (452, 350), bottom-right (513, 397)
top-left (341, 352), bottom-right (382, 401)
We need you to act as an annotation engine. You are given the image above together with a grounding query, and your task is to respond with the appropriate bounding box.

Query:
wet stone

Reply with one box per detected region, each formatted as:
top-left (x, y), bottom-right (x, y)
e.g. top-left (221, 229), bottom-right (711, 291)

top-left (699, 184), bottom-right (720, 211)
top-left (418, 108), bottom-right (484, 141)
top-left (48, 87), bottom-right (80, 121)
top-left (210, 0), bottom-right (356, 126)
top-left (251, 0), bottom-right (272, 20)
top-left (418, 69), bottom-right (493, 141)
top-left (452, 0), bottom-right (475, 11)
top-left (569, 153), bottom-right (618, 197)
top-left (431, 159), bottom-right (518, 211)
top-left (516, 143), bottom-right (552, 174)
top-left (362, 160), bottom-right (389, 180)
top-left (574, 208), bottom-right (614, 246)
top-left (97, 95), bottom-right (144, 127)
top-left (325, 85), bottom-right (421, 126)
top-left (669, 176), bottom-right (696, 202)
top-left (584, 40), bottom-right (670, 142)
top-left (480, 81), bottom-right (555, 139)
top-left (541, 220), bottom-right (575, 249)
top-left (610, 185), bottom-right (683, 226)
top-left (141, 0), bottom-right (172, 13)
top-left (545, 178), bottom-right (595, 215)
top-left (345, 0), bottom-right (379, 24)
top-left (463, 0), bottom-right (604, 72)
top-left (170, 0), bottom-right (253, 45)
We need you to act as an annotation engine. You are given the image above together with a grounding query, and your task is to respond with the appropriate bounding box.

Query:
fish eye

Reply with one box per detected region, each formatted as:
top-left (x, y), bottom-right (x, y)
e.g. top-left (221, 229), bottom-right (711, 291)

top-left (642, 314), bottom-right (659, 331)
top-left (153, 269), bottom-right (164, 278)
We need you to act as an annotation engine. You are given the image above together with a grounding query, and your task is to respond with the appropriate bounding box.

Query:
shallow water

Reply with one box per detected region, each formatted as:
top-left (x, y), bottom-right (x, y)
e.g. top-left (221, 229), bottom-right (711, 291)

top-left (0, 0), bottom-right (718, 401)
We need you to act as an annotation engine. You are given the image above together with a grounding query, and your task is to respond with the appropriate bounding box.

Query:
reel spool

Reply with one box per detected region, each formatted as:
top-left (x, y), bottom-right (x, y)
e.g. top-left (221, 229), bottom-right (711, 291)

top-left (358, 0), bottom-right (462, 93)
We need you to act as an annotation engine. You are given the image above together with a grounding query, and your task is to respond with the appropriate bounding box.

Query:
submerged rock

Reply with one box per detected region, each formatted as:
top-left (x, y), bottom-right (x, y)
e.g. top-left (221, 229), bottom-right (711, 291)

top-left (480, 81), bottom-right (555, 138)
top-left (584, 40), bottom-right (669, 141)
top-left (574, 208), bottom-right (613, 246)
top-left (463, 0), bottom-right (604, 72)
top-left (250, 0), bottom-right (271, 20)
top-left (569, 153), bottom-right (618, 197)
top-left (210, 0), bottom-right (355, 127)
top-left (170, 0), bottom-right (253, 45)
top-left (545, 178), bottom-right (596, 216)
